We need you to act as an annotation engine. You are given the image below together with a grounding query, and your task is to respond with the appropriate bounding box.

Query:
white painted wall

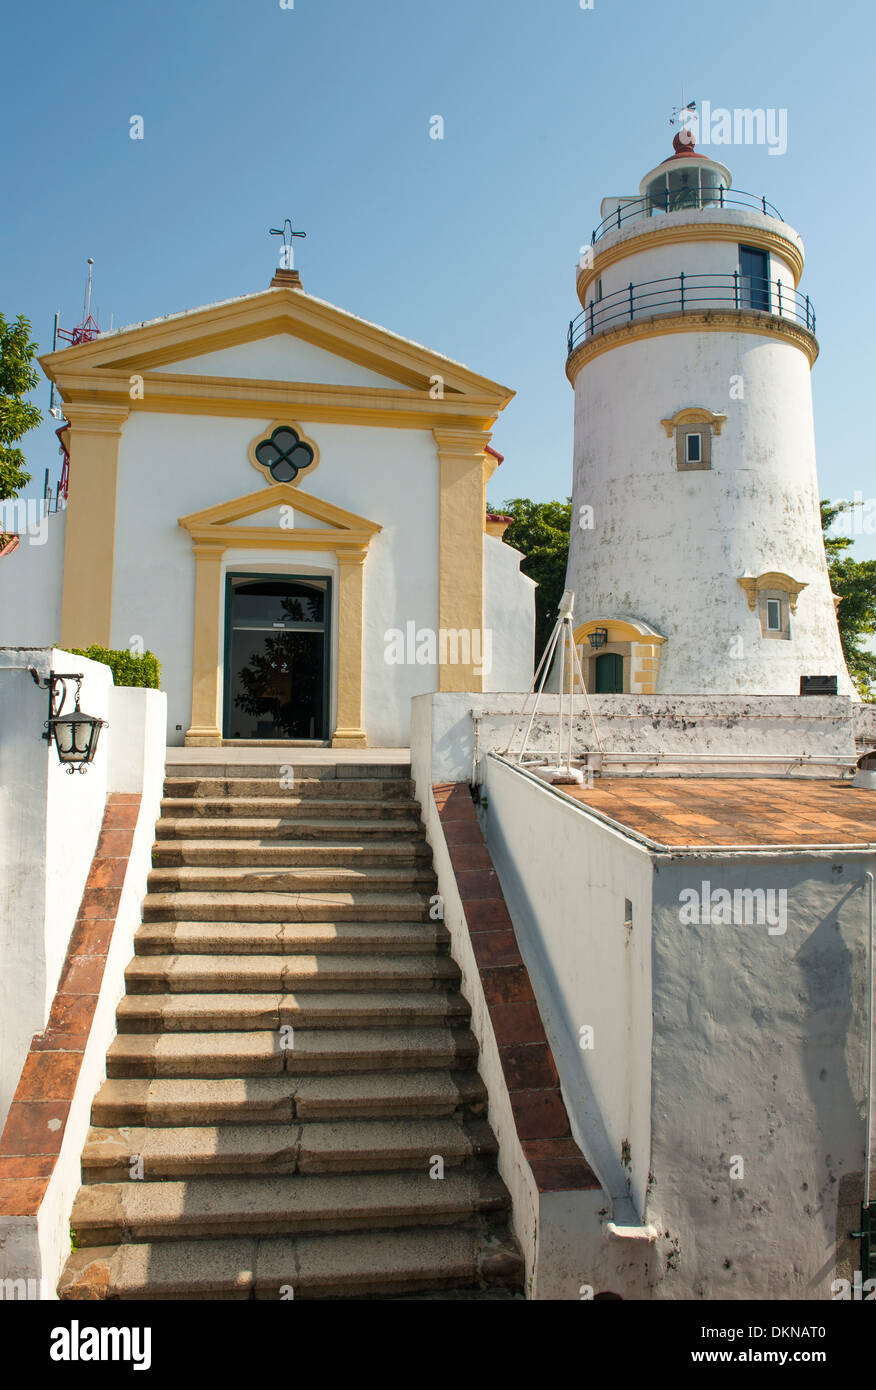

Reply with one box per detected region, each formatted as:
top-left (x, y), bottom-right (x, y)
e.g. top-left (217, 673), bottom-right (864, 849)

top-left (111, 410), bottom-right (445, 746)
top-left (566, 328), bottom-right (853, 696)
top-left (0, 648), bottom-right (111, 1130)
top-left (482, 756), bottom-right (654, 1215)
top-left (0, 510), bottom-right (66, 648)
top-left (0, 685), bottom-right (167, 1296)
top-left (648, 852), bottom-right (875, 1299)
top-left (483, 535), bottom-right (535, 692)
top-left (412, 692), bottom-right (860, 785)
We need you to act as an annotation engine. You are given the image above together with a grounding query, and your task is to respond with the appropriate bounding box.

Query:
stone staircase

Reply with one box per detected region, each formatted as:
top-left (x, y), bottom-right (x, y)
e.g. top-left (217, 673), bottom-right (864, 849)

top-left (58, 760), bottom-right (524, 1300)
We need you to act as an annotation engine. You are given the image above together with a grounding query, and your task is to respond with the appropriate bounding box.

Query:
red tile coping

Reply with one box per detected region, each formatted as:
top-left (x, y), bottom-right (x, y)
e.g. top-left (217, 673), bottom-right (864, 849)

top-left (433, 782), bottom-right (600, 1195)
top-left (0, 795), bottom-right (141, 1219)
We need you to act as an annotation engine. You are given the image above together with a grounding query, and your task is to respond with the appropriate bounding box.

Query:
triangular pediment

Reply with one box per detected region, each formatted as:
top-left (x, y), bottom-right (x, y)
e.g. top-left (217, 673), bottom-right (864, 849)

top-left (232, 503), bottom-right (335, 531)
top-left (40, 285), bottom-right (514, 403)
top-left (178, 482), bottom-right (382, 554)
top-left (160, 334), bottom-right (408, 390)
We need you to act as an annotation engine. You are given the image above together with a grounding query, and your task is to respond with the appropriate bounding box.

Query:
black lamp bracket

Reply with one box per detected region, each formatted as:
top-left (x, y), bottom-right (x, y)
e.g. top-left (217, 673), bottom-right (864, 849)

top-left (28, 668), bottom-right (84, 741)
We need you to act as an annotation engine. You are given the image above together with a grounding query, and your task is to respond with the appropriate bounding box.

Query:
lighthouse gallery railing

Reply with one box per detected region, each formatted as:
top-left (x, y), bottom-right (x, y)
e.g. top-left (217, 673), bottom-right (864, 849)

top-left (567, 273), bottom-right (816, 355)
top-left (590, 189), bottom-right (784, 245)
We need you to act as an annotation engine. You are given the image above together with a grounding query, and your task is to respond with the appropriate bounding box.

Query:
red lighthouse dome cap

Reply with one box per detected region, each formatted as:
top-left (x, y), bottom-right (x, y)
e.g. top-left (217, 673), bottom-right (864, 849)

top-left (671, 128), bottom-right (707, 158)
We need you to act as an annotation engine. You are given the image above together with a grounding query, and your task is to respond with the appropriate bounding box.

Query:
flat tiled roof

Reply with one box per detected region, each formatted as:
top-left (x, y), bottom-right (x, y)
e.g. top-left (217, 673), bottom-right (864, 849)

top-left (562, 777), bottom-right (876, 850)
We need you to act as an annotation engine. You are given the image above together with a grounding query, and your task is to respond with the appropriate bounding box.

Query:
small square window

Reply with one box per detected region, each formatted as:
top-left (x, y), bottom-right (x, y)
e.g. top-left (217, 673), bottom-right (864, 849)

top-left (766, 599), bottom-right (782, 631)
top-left (674, 422), bottom-right (712, 470)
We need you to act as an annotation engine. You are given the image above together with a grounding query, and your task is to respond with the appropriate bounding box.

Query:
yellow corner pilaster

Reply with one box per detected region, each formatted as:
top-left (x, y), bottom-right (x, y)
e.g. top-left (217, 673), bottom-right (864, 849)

top-left (433, 428), bottom-right (489, 693)
top-left (59, 403), bottom-right (130, 650)
top-left (185, 543), bottom-right (225, 746)
top-left (332, 551), bottom-right (368, 747)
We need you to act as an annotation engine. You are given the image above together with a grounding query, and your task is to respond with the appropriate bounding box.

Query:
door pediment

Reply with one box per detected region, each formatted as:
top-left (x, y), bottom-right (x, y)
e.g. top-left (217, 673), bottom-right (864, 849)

top-left (178, 482), bottom-right (382, 555)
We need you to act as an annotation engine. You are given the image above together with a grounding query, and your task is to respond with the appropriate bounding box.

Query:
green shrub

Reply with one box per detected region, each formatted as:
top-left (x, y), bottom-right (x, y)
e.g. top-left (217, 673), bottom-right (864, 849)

top-left (68, 646), bottom-right (161, 689)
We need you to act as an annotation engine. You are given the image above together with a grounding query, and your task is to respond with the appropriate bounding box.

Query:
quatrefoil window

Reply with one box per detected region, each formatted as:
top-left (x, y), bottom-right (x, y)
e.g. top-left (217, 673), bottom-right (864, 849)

top-left (254, 426), bottom-right (315, 483)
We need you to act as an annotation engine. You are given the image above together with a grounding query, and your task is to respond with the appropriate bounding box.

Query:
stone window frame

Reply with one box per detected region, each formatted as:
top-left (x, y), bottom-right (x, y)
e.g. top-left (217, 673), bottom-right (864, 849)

top-left (738, 571), bottom-right (807, 642)
top-left (660, 407), bottom-right (727, 472)
top-left (759, 588), bottom-right (791, 640)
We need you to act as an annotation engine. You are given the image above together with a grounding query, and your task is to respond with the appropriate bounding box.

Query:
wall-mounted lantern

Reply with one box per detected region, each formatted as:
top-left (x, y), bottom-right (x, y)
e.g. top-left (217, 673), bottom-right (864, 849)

top-left (588, 628), bottom-right (609, 650)
top-left (28, 669), bottom-right (107, 774)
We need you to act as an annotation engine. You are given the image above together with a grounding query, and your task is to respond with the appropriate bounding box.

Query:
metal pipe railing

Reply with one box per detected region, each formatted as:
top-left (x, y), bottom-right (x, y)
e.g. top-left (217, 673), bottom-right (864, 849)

top-left (590, 189), bottom-right (784, 245)
top-left (568, 272), bottom-right (816, 354)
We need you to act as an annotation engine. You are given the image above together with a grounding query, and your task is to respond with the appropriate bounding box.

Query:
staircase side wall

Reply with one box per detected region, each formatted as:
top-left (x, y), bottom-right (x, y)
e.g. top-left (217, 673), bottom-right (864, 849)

top-left (0, 688), bottom-right (166, 1296)
top-left (0, 649), bottom-right (111, 1132)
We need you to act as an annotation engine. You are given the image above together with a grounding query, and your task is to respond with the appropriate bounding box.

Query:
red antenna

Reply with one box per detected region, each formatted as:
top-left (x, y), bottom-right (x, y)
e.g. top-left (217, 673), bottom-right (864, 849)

top-left (56, 258), bottom-right (101, 347)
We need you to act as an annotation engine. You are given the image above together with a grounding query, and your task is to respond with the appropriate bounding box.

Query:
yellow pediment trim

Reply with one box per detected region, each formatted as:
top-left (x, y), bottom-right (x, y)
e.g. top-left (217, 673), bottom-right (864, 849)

top-left (39, 286), bottom-right (515, 406)
top-left (178, 482), bottom-right (382, 554)
top-left (660, 406), bottom-right (727, 437)
top-left (738, 571), bottom-right (807, 612)
top-left (574, 617), bottom-right (666, 646)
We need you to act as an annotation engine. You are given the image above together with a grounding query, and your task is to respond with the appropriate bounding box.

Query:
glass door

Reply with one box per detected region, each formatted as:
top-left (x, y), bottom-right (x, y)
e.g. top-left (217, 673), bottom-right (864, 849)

top-left (740, 245), bottom-right (770, 312)
top-left (224, 575), bottom-right (331, 740)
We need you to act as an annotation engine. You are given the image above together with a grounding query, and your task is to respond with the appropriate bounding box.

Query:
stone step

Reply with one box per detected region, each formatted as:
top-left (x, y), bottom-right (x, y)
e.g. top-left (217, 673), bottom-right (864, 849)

top-left (141, 891), bottom-right (435, 923)
top-left (106, 1026), bottom-right (478, 1078)
top-left (150, 840), bottom-right (432, 869)
top-left (155, 816), bottom-right (425, 842)
top-left (166, 763), bottom-right (412, 782)
top-left (162, 778), bottom-right (414, 801)
top-left (159, 797), bottom-right (422, 821)
top-left (91, 1071), bottom-right (489, 1128)
top-left (80, 1117), bottom-right (497, 1181)
top-left (124, 953), bottom-right (459, 996)
top-left (116, 989), bottom-right (470, 1033)
top-left (69, 1168), bottom-right (511, 1245)
top-left (58, 1226), bottom-right (523, 1300)
top-left (134, 920), bottom-right (449, 956)
top-left (146, 864), bottom-right (437, 895)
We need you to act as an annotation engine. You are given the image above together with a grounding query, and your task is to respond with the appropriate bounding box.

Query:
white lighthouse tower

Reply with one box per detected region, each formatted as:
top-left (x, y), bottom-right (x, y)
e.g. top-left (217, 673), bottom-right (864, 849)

top-left (564, 125), bottom-right (854, 699)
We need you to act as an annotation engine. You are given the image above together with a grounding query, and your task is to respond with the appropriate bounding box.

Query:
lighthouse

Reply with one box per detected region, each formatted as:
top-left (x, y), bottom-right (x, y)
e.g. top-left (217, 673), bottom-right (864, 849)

top-left (564, 126), bottom-right (854, 699)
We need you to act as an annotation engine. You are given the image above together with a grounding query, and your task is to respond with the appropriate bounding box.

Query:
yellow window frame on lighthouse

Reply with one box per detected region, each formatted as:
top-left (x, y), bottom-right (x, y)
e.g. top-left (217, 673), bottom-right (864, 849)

top-left (661, 406), bottom-right (727, 472)
top-left (178, 482), bottom-right (381, 749)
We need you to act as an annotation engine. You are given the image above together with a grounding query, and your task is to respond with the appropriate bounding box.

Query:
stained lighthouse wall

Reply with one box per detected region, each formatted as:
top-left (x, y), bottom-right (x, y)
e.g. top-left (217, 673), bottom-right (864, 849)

top-left (569, 328), bottom-right (853, 695)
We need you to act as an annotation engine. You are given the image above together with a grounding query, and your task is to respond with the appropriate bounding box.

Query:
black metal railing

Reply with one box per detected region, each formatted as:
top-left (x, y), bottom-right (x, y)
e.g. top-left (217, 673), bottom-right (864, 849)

top-left (567, 272), bottom-right (815, 355)
top-left (590, 189), bottom-right (784, 246)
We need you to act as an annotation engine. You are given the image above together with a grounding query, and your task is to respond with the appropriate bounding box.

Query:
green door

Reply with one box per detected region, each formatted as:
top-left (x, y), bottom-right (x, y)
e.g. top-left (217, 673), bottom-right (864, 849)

top-left (595, 652), bottom-right (623, 693)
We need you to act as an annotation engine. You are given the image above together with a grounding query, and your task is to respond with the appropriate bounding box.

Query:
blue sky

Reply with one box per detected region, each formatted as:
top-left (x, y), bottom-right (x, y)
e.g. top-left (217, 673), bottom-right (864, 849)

top-left (4, 0), bottom-right (874, 557)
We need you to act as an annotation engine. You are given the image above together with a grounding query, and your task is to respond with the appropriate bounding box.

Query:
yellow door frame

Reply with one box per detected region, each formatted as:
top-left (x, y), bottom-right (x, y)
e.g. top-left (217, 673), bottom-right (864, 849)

top-left (178, 483), bottom-right (381, 747)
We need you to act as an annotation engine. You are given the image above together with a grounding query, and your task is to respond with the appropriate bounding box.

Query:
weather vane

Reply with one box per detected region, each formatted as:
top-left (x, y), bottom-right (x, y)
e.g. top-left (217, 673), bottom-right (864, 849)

top-left (270, 218), bottom-right (307, 270)
top-left (670, 93), bottom-right (697, 148)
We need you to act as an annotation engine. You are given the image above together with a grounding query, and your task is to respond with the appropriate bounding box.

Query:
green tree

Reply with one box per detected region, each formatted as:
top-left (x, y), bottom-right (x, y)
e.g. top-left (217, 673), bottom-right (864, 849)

top-left (821, 499), bottom-right (876, 699)
top-left (0, 314), bottom-right (42, 502)
top-left (491, 497), bottom-right (572, 656)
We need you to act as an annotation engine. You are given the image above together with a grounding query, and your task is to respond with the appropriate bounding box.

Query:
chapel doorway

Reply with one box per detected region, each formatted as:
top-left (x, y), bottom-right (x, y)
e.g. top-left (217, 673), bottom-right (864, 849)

top-left (224, 575), bottom-right (331, 740)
